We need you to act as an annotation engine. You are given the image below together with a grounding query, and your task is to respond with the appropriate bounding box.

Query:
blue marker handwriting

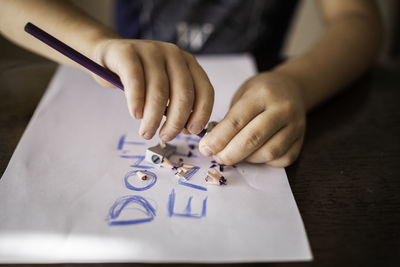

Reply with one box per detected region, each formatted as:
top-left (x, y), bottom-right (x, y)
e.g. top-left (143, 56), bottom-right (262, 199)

top-left (124, 170), bottom-right (157, 191)
top-left (107, 195), bottom-right (156, 225)
top-left (107, 134), bottom-right (208, 226)
top-left (168, 189), bottom-right (207, 218)
top-left (178, 178), bottom-right (207, 191)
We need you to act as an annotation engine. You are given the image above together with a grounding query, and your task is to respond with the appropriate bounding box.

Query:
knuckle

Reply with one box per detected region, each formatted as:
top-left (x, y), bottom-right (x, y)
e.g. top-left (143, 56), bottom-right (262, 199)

top-left (170, 95), bottom-right (194, 115)
top-left (226, 116), bottom-right (243, 131)
top-left (119, 42), bottom-right (135, 52)
top-left (145, 42), bottom-right (158, 51)
top-left (154, 75), bottom-right (169, 89)
top-left (150, 77), bottom-right (169, 93)
top-left (164, 42), bottom-right (181, 53)
top-left (167, 122), bottom-right (183, 134)
top-left (264, 147), bottom-right (280, 161)
top-left (183, 51), bottom-right (196, 63)
top-left (256, 85), bottom-right (272, 98)
top-left (146, 43), bottom-right (163, 58)
top-left (281, 100), bottom-right (295, 116)
top-left (150, 90), bottom-right (168, 105)
top-left (118, 44), bottom-right (139, 60)
top-left (245, 132), bottom-right (263, 149)
top-left (177, 92), bottom-right (194, 107)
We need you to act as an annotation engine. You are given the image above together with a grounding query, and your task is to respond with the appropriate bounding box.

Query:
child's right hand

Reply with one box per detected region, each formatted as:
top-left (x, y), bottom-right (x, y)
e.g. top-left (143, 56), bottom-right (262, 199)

top-left (92, 39), bottom-right (214, 141)
top-left (199, 71), bottom-right (306, 167)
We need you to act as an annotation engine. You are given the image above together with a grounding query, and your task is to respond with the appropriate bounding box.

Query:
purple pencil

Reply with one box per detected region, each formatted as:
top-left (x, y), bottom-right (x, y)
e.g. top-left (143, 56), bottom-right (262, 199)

top-left (24, 22), bottom-right (209, 137)
top-left (24, 22), bottom-right (124, 90)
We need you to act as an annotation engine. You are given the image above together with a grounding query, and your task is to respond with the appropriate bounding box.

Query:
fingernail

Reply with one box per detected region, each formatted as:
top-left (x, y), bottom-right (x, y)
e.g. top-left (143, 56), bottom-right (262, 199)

top-left (142, 131), bottom-right (154, 139)
top-left (189, 124), bottom-right (203, 134)
top-left (135, 110), bottom-right (143, 119)
top-left (161, 134), bottom-right (172, 142)
top-left (201, 145), bottom-right (214, 157)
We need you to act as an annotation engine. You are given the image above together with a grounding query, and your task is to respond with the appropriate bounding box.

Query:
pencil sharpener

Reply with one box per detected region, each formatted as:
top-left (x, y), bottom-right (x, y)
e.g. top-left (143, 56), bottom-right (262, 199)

top-left (145, 143), bottom-right (176, 166)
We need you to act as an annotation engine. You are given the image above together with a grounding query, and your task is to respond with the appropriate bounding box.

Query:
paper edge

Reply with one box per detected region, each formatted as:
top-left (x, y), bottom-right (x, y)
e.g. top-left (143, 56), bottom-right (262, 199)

top-left (0, 56), bottom-right (313, 263)
top-left (0, 65), bottom-right (63, 181)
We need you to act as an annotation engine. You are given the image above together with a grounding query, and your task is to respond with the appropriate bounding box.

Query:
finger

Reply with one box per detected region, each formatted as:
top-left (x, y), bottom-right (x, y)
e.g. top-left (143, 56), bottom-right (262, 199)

top-left (138, 46), bottom-right (169, 139)
top-left (245, 123), bottom-right (303, 163)
top-left (92, 74), bottom-right (115, 88)
top-left (117, 52), bottom-right (145, 119)
top-left (98, 47), bottom-right (145, 119)
top-left (181, 128), bottom-right (191, 135)
top-left (198, 92), bottom-right (263, 157)
top-left (158, 45), bottom-right (194, 141)
top-left (266, 136), bottom-right (304, 167)
top-left (212, 109), bottom-right (285, 165)
top-left (183, 52), bottom-right (214, 135)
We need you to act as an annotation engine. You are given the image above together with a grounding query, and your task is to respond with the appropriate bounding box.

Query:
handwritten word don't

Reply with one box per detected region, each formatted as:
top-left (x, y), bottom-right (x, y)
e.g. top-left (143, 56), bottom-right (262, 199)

top-left (106, 134), bottom-right (208, 225)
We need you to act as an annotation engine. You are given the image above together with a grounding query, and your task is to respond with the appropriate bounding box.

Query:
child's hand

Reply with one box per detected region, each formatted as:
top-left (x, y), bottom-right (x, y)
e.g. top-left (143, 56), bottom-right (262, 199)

top-left (199, 71), bottom-right (306, 167)
top-left (93, 39), bottom-right (214, 141)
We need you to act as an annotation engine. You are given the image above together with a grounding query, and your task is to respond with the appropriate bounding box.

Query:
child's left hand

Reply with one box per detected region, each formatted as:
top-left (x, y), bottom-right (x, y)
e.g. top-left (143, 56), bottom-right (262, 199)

top-left (199, 71), bottom-right (306, 167)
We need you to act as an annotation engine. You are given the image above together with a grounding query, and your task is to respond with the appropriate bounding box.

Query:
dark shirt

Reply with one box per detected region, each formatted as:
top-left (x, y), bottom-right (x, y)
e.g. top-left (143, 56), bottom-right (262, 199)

top-left (116, 0), bottom-right (298, 71)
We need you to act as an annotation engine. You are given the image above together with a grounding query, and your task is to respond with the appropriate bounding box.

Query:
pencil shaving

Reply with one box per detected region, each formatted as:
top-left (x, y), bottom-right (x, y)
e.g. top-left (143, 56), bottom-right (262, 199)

top-left (182, 163), bottom-right (194, 169)
top-left (175, 170), bottom-right (186, 179)
top-left (177, 166), bottom-right (189, 174)
top-left (136, 171), bottom-right (147, 180)
top-left (205, 168), bottom-right (227, 185)
top-left (205, 175), bottom-right (219, 185)
top-left (161, 157), bottom-right (175, 169)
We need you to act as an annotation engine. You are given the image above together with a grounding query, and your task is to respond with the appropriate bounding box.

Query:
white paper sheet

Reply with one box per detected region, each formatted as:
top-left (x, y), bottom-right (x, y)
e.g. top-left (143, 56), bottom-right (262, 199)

top-left (0, 54), bottom-right (312, 263)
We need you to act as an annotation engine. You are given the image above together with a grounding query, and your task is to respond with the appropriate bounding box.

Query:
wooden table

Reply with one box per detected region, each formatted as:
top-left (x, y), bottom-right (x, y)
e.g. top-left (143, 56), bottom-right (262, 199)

top-left (1, 63), bottom-right (399, 266)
